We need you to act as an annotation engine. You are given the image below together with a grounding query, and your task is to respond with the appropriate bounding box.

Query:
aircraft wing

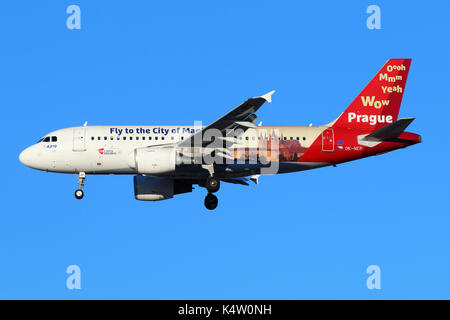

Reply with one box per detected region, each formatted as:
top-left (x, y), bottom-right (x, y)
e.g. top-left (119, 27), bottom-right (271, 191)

top-left (177, 90), bottom-right (275, 148)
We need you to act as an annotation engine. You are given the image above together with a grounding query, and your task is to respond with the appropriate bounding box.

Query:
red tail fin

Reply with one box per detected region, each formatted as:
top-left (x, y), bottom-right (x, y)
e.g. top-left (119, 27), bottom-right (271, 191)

top-left (332, 59), bottom-right (411, 130)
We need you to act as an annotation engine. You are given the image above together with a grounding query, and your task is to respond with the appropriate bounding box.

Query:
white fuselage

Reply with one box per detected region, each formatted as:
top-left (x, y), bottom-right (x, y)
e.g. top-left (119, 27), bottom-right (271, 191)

top-left (19, 125), bottom-right (323, 175)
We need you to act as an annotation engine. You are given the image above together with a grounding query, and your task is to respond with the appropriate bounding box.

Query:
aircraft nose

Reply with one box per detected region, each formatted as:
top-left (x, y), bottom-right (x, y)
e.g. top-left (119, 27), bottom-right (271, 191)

top-left (19, 147), bottom-right (33, 168)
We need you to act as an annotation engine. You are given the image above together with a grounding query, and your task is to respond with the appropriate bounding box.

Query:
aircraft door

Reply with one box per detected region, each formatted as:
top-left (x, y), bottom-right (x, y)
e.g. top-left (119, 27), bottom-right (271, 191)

top-left (322, 128), bottom-right (334, 152)
top-left (73, 127), bottom-right (86, 151)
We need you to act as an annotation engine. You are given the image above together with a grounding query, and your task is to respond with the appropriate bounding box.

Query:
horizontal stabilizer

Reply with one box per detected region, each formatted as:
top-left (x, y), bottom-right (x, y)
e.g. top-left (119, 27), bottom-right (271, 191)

top-left (365, 118), bottom-right (415, 141)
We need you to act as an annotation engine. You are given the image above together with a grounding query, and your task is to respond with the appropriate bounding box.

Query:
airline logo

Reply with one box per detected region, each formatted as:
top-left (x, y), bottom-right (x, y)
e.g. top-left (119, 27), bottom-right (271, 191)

top-left (98, 148), bottom-right (118, 155)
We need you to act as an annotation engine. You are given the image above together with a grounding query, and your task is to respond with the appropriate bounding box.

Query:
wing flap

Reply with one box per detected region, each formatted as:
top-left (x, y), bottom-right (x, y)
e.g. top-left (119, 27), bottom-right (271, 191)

top-left (222, 178), bottom-right (250, 186)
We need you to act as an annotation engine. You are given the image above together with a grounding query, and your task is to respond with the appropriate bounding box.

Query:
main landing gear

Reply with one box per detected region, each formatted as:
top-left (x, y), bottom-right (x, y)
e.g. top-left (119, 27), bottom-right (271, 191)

top-left (204, 193), bottom-right (218, 210)
top-left (206, 176), bottom-right (220, 193)
top-left (204, 176), bottom-right (220, 210)
top-left (75, 172), bottom-right (86, 200)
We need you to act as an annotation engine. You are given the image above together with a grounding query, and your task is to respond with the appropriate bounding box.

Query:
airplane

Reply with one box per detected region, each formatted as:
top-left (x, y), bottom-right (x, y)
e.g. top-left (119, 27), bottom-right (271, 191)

top-left (19, 59), bottom-right (421, 210)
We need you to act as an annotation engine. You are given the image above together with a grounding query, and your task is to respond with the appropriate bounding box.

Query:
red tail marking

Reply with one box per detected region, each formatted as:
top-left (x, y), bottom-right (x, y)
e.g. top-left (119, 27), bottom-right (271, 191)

top-left (332, 59), bottom-right (411, 130)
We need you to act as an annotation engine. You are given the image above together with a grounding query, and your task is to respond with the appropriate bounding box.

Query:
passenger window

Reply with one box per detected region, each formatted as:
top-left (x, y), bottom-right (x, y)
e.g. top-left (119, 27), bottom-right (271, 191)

top-left (117, 137), bottom-right (120, 140)
top-left (142, 137), bottom-right (145, 140)
top-left (130, 137), bottom-right (133, 140)
top-left (97, 137), bottom-right (101, 140)
top-left (303, 137), bottom-right (306, 141)
top-left (290, 137), bottom-right (293, 140)
top-left (136, 137), bottom-right (139, 140)
top-left (123, 137), bottom-right (126, 140)
top-left (110, 137), bottom-right (114, 140)
top-left (296, 137), bottom-right (299, 140)
top-left (283, 137), bottom-right (287, 140)
top-left (181, 136), bottom-right (184, 140)
top-left (91, 137), bottom-right (95, 141)
top-left (43, 137), bottom-right (50, 142)
top-left (155, 137), bottom-right (158, 140)
top-left (104, 137), bottom-right (107, 140)
top-left (171, 136), bottom-right (174, 140)
top-left (51, 136), bottom-right (57, 142)
top-left (149, 137), bottom-right (152, 140)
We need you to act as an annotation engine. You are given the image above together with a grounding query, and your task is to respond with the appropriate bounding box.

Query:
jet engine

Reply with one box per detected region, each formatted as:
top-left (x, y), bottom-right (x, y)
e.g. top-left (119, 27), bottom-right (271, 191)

top-left (128, 147), bottom-right (177, 175)
top-left (133, 176), bottom-right (193, 201)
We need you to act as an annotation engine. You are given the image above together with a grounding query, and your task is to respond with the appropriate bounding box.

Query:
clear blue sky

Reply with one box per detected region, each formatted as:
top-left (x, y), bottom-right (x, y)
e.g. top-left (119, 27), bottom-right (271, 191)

top-left (1, 0), bottom-right (449, 299)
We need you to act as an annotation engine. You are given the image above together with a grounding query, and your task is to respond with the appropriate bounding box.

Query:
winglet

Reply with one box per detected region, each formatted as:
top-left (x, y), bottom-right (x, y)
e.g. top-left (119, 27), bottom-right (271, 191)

top-left (259, 90), bottom-right (276, 103)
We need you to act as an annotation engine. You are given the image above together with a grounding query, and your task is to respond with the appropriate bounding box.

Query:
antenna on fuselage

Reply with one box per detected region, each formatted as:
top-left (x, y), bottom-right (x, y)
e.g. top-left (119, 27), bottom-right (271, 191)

top-left (83, 121), bottom-right (88, 127)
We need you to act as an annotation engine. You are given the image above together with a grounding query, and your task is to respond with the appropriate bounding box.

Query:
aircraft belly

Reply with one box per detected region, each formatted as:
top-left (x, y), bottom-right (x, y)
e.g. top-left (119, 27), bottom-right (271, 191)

top-left (156, 162), bottom-right (329, 180)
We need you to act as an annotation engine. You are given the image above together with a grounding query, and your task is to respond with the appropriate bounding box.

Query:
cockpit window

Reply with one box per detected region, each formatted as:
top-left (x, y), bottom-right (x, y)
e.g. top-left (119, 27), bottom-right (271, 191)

top-left (43, 137), bottom-right (50, 142)
top-left (51, 136), bottom-right (57, 142)
top-left (37, 138), bottom-right (44, 143)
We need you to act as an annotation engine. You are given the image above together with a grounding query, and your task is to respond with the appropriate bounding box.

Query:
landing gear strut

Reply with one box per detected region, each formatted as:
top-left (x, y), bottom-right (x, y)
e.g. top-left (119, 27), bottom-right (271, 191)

top-left (75, 172), bottom-right (86, 200)
top-left (204, 193), bottom-right (218, 210)
top-left (202, 167), bottom-right (220, 209)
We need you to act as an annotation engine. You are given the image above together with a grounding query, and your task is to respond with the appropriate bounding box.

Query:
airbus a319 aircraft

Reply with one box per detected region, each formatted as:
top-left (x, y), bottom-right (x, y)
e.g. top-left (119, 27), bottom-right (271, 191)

top-left (19, 59), bottom-right (421, 210)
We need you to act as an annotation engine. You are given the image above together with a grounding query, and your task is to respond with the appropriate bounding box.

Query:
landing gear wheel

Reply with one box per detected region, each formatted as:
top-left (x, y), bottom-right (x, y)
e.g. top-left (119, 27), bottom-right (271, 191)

top-left (75, 189), bottom-right (84, 200)
top-left (206, 176), bottom-right (220, 193)
top-left (204, 193), bottom-right (218, 210)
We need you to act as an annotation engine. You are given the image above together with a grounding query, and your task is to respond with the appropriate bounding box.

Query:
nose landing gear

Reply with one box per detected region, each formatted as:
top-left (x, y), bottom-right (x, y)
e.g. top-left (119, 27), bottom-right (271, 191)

top-left (75, 172), bottom-right (86, 200)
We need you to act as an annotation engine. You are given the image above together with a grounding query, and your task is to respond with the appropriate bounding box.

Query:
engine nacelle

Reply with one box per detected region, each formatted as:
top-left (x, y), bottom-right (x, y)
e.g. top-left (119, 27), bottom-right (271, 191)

top-left (133, 176), bottom-right (192, 201)
top-left (128, 148), bottom-right (176, 175)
